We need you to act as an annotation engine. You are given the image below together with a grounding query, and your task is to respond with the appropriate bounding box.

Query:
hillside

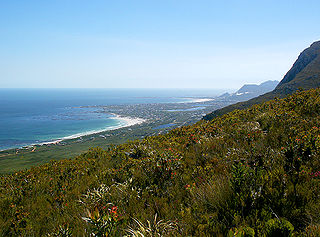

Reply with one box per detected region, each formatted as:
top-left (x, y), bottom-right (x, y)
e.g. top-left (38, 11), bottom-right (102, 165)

top-left (1, 88), bottom-right (320, 236)
top-left (204, 40), bottom-right (320, 120)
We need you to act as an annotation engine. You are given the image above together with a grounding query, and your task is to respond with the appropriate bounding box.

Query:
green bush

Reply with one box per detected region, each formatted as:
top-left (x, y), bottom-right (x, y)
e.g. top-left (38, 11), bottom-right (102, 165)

top-left (228, 226), bottom-right (255, 237)
top-left (264, 218), bottom-right (294, 237)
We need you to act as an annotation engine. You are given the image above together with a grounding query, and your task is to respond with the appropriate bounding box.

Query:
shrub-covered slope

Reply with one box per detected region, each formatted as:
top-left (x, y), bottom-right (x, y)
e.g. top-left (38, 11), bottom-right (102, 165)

top-left (1, 89), bottom-right (320, 236)
top-left (204, 40), bottom-right (320, 120)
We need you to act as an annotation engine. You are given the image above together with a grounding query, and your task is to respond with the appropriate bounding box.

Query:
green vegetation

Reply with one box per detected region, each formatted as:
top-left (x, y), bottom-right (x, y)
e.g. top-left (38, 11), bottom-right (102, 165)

top-left (1, 88), bottom-right (320, 236)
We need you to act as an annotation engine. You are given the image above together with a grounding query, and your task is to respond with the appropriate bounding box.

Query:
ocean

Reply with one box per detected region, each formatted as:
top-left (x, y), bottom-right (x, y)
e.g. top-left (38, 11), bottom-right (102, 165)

top-left (0, 88), bottom-right (223, 150)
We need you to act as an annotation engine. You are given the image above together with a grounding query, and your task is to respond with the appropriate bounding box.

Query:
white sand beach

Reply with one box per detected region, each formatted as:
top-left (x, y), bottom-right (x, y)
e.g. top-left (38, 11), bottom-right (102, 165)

top-left (29, 115), bottom-right (146, 148)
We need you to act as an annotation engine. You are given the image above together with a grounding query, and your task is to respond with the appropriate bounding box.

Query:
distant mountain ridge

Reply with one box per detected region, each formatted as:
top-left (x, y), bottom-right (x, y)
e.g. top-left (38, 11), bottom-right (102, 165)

top-left (219, 80), bottom-right (278, 102)
top-left (204, 40), bottom-right (320, 120)
top-left (237, 80), bottom-right (278, 94)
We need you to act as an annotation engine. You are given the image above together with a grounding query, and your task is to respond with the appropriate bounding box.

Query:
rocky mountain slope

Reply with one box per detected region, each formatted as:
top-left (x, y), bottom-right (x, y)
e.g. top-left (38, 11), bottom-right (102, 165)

top-left (204, 40), bottom-right (320, 120)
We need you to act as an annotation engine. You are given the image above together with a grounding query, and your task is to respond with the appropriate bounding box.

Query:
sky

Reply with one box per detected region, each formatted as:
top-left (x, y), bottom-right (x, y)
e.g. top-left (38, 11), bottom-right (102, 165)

top-left (0, 0), bottom-right (320, 89)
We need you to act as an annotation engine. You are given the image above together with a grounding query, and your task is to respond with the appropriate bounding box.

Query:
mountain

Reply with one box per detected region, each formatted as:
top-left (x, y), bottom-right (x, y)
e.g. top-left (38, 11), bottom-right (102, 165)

top-left (219, 80), bottom-right (278, 102)
top-left (275, 40), bottom-right (320, 94)
top-left (204, 40), bottom-right (320, 120)
top-left (237, 80), bottom-right (278, 94)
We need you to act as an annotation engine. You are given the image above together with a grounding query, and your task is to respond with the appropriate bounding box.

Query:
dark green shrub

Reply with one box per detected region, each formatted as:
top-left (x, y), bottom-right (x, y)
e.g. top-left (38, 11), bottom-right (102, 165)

top-left (228, 226), bottom-right (255, 237)
top-left (264, 218), bottom-right (294, 237)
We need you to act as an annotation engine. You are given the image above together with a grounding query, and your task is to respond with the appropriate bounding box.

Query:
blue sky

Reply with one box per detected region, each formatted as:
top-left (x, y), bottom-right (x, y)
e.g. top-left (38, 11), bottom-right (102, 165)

top-left (0, 0), bottom-right (319, 89)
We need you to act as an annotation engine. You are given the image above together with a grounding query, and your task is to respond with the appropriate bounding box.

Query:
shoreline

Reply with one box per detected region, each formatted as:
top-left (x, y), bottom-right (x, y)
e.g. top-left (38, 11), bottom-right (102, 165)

top-left (0, 96), bottom-right (214, 152)
top-left (0, 114), bottom-right (146, 152)
top-left (180, 98), bottom-right (215, 103)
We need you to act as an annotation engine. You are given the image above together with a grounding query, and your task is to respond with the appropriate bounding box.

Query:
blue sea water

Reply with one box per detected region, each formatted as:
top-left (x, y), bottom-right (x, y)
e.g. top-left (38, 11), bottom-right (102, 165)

top-left (0, 88), bottom-right (223, 150)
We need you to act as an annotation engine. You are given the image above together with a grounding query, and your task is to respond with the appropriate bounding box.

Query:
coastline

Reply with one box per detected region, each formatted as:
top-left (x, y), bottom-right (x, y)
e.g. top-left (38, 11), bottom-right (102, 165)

top-left (58, 114), bottom-right (146, 142)
top-left (180, 98), bottom-right (215, 103)
top-left (0, 96), bottom-right (215, 152)
top-left (0, 114), bottom-right (146, 151)
top-left (0, 95), bottom-right (218, 173)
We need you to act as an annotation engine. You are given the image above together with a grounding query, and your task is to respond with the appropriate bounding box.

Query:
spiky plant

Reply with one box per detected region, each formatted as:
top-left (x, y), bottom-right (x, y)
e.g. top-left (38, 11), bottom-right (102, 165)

top-left (82, 205), bottom-right (119, 237)
top-left (47, 224), bottom-right (72, 237)
top-left (80, 184), bottom-right (123, 236)
top-left (125, 214), bottom-right (178, 237)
